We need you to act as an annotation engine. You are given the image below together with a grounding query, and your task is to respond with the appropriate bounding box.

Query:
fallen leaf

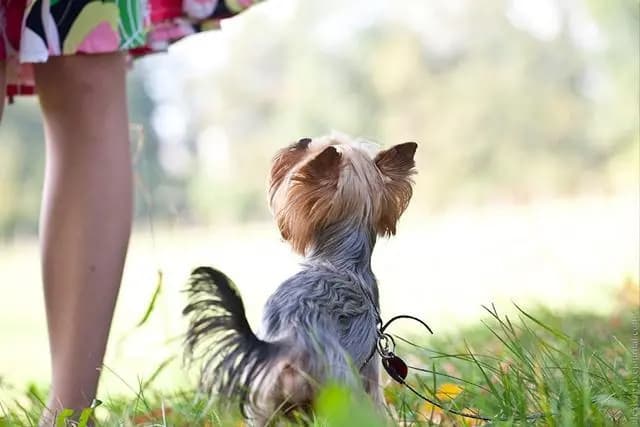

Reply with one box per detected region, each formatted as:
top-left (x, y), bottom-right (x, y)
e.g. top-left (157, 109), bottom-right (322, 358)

top-left (131, 406), bottom-right (173, 424)
top-left (436, 383), bottom-right (464, 401)
top-left (419, 402), bottom-right (444, 424)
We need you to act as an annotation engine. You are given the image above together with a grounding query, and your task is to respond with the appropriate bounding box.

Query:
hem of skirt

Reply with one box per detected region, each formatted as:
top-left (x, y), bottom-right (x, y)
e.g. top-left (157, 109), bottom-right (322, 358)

top-left (119, 28), bottom-right (148, 50)
top-left (18, 52), bottom-right (49, 64)
top-left (18, 48), bottom-right (144, 64)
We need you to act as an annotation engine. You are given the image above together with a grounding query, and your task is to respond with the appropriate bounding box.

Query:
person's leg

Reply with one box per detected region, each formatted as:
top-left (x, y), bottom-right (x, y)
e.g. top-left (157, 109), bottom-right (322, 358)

top-left (34, 52), bottom-right (132, 419)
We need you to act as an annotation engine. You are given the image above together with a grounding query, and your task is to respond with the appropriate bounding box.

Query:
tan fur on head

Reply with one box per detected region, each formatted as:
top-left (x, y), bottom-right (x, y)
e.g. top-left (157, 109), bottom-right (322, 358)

top-left (268, 134), bottom-right (417, 255)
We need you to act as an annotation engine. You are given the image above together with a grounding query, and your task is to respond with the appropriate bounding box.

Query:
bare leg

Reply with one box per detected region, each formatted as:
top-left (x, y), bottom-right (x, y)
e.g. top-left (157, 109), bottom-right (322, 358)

top-left (34, 52), bottom-right (132, 420)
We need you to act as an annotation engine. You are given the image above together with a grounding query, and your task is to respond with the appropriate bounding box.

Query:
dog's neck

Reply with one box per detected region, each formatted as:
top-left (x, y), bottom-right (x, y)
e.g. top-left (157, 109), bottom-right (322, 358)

top-left (307, 221), bottom-right (375, 270)
top-left (305, 222), bottom-right (378, 302)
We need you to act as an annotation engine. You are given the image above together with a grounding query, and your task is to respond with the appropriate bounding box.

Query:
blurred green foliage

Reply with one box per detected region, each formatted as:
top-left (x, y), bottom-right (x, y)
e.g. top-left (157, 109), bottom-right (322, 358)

top-left (0, 0), bottom-right (637, 238)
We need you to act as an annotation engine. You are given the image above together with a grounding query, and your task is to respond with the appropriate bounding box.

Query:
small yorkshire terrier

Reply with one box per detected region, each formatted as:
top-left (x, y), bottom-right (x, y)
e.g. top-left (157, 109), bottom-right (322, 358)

top-left (183, 134), bottom-right (417, 425)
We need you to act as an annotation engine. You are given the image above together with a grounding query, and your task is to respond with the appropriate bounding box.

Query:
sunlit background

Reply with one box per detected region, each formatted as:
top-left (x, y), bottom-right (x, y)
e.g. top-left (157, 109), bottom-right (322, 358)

top-left (0, 0), bottom-right (638, 401)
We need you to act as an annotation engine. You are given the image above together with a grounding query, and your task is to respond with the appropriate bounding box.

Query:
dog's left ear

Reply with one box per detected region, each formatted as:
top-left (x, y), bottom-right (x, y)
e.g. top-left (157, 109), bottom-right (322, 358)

top-left (374, 142), bottom-right (417, 177)
top-left (374, 142), bottom-right (417, 236)
top-left (295, 145), bottom-right (342, 184)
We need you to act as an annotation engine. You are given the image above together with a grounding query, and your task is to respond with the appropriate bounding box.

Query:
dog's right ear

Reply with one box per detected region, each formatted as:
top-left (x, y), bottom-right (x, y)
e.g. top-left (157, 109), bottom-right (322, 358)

top-left (293, 146), bottom-right (342, 184)
top-left (269, 141), bottom-right (311, 199)
top-left (279, 146), bottom-right (342, 254)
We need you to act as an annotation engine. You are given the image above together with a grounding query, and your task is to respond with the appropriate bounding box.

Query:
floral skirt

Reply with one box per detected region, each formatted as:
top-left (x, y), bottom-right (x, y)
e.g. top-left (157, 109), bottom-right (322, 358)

top-left (0, 0), bottom-right (260, 101)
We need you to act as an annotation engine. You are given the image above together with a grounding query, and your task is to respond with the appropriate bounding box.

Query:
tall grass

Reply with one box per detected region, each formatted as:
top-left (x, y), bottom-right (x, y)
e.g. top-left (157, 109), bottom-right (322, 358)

top-left (0, 303), bottom-right (636, 426)
top-left (384, 304), bottom-right (636, 426)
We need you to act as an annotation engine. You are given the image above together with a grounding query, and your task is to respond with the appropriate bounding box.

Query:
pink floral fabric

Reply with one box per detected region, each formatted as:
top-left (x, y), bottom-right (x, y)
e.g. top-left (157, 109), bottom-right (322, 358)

top-left (0, 0), bottom-right (261, 101)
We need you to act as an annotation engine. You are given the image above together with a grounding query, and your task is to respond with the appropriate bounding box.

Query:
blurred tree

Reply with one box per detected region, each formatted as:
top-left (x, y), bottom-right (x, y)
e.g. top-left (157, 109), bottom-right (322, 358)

top-left (181, 0), bottom-right (638, 219)
top-left (0, 0), bottom-right (637, 237)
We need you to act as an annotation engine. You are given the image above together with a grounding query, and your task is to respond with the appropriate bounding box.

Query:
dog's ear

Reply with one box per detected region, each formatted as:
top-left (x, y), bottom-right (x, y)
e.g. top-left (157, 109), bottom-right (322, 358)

top-left (269, 139), bottom-right (313, 207)
top-left (277, 146), bottom-right (342, 254)
top-left (294, 146), bottom-right (341, 184)
top-left (374, 142), bottom-right (417, 236)
top-left (374, 142), bottom-right (417, 178)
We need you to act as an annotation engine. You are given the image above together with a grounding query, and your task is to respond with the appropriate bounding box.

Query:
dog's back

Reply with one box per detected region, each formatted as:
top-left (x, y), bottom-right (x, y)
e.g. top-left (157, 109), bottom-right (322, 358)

top-left (258, 264), bottom-right (380, 392)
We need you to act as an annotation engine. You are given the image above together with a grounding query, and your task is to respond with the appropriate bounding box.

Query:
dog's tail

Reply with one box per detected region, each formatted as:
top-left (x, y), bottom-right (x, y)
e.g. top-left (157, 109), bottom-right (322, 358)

top-left (183, 266), bottom-right (282, 410)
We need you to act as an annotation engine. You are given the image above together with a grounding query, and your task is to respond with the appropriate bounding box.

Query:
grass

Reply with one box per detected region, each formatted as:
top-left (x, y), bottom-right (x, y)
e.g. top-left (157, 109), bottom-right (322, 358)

top-left (0, 195), bottom-right (637, 425)
top-left (384, 304), bottom-right (637, 426)
top-left (0, 298), bottom-right (637, 426)
top-left (1, 194), bottom-right (638, 394)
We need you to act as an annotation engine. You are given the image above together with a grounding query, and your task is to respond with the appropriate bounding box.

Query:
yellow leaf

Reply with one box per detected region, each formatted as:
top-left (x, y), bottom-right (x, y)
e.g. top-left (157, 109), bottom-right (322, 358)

top-left (436, 383), bottom-right (464, 401)
top-left (418, 402), bottom-right (444, 424)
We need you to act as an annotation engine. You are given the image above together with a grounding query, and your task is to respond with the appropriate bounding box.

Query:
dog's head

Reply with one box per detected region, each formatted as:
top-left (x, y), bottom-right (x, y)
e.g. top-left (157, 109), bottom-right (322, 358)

top-left (268, 133), bottom-right (417, 255)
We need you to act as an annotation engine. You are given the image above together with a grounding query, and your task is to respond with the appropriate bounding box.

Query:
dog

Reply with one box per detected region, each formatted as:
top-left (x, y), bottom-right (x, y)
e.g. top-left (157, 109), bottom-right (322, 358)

top-left (183, 134), bottom-right (417, 425)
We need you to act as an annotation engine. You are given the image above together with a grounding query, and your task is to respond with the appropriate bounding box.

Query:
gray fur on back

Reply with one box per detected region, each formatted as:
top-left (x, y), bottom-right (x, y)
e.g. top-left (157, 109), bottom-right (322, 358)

top-left (259, 221), bottom-right (380, 386)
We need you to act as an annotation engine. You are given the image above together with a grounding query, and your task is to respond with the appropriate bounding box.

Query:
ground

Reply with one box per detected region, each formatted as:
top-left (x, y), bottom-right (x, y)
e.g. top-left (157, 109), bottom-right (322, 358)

top-left (0, 194), bottom-right (637, 425)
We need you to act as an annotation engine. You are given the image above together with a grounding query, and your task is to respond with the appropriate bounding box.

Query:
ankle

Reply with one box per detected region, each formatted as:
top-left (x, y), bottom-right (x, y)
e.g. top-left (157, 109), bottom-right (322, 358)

top-left (41, 398), bottom-right (98, 427)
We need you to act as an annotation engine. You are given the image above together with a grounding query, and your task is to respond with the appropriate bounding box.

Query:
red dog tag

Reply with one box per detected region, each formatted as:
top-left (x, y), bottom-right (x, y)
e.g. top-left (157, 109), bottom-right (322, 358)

top-left (382, 355), bottom-right (408, 383)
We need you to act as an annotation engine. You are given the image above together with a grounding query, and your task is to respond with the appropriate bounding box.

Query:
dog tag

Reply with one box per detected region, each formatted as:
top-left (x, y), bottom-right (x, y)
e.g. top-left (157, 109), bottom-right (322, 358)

top-left (383, 355), bottom-right (408, 383)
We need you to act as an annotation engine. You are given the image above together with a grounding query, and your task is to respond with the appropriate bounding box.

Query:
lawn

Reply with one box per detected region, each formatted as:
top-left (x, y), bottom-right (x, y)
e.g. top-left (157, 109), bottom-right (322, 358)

top-left (0, 193), bottom-right (637, 425)
top-left (0, 297), bottom-right (637, 426)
